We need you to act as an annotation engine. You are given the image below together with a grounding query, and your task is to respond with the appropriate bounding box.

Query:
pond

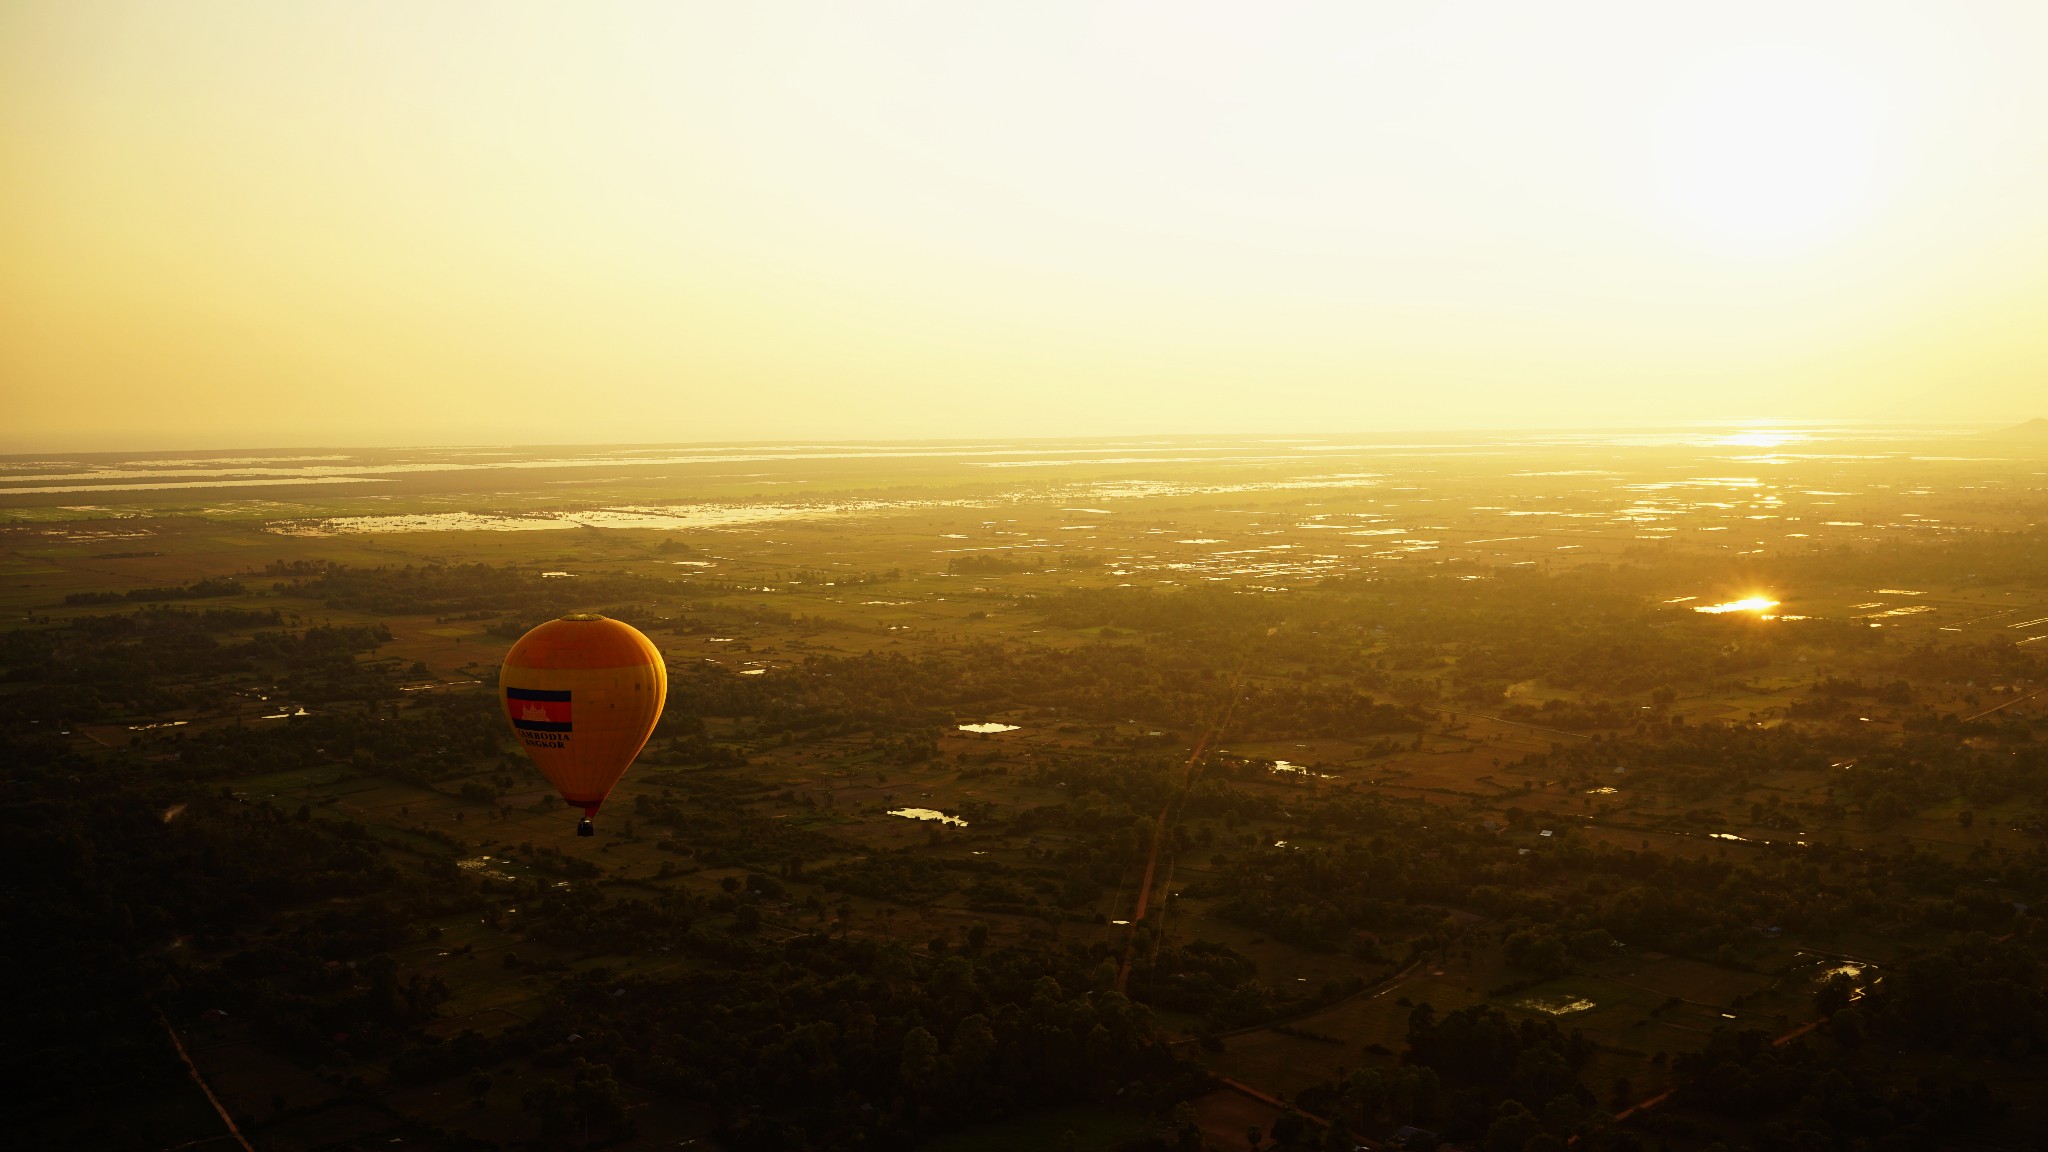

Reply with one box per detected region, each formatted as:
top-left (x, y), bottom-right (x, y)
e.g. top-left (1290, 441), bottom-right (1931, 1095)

top-left (889, 807), bottom-right (968, 827)
top-left (1694, 597), bottom-right (1778, 615)
top-left (1518, 996), bottom-right (1596, 1016)
top-left (958, 722), bottom-right (1020, 733)
top-left (1797, 952), bottom-right (1874, 991)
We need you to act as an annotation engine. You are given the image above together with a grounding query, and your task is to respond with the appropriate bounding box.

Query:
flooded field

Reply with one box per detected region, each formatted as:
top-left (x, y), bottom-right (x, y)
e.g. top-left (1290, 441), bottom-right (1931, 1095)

top-left (888, 807), bottom-right (970, 827)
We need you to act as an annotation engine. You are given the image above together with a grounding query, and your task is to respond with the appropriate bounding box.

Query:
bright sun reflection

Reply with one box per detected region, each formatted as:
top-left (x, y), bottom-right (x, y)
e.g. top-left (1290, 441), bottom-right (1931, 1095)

top-left (1695, 597), bottom-right (1781, 616)
top-left (1715, 430), bottom-right (1808, 449)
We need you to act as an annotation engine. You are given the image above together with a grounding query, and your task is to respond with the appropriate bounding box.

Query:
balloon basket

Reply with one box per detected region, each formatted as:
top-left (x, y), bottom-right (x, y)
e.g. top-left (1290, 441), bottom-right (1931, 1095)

top-left (577, 818), bottom-right (595, 837)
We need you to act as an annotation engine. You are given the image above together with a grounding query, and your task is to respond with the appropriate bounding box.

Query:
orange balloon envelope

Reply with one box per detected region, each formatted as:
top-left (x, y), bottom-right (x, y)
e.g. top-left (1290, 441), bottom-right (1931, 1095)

top-left (500, 614), bottom-right (667, 836)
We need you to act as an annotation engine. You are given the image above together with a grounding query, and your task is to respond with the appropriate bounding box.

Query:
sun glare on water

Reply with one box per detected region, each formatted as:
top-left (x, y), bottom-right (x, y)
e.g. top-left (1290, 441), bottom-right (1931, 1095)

top-left (1714, 430), bottom-right (1809, 449)
top-left (1695, 597), bottom-right (1782, 616)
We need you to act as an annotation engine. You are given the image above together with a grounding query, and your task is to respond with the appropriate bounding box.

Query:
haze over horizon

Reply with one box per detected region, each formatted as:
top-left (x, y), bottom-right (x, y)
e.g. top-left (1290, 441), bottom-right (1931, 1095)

top-left (1, 423), bottom-right (2042, 465)
top-left (15, 11), bottom-right (2048, 1147)
top-left (6, 1), bottom-right (2048, 451)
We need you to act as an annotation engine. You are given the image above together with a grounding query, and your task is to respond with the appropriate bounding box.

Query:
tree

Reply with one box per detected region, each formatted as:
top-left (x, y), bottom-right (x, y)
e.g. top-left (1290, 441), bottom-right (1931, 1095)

top-left (1542, 1092), bottom-right (1583, 1136)
top-left (1814, 972), bottom-right (1854, 1018)
top-left (899, 1026), bottom-right (941, 1096)
top-left (1504, 929), bottom-right (1571, 977)
top-left (948, 1013), bottom-right (996, 1085)
top-left (1347, 1067), bottom-right (1386, 1126)
top-left (1830, 1006), bottom-right (1868, 1046)
top-left (1485, 1102), bottom-right (1542, 1152)
top-left (521, 1060), bottom-right (626, 1149)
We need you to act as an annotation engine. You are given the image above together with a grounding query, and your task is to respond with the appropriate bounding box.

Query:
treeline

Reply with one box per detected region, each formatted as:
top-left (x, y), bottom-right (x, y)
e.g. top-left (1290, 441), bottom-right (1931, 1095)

top-left (266, 560), bottom-right (684, 616)
top-left (64, 576), bottom-right (246, 605)
top-left (1657, 933), bottom-right (2048, 1152)
top-left (1532, 724), bottom-right (2048, 824)
top-left (6, 721), bottom-right (1210, 1151)
top-left (1188, 780), bottom-right (2036, 965)
top-left (0, 607), bottom-right (388, 722)
top-left (1289, 944), bottom-right (2037, 1151)
top-left (503, 935), bottom-right (1189, 1149)
top-left (1, 735), bottom-right (471, 1147)
top-left (656, 644), bottom-right (1422, 743)
top-left (1660, 1027), bottom-right (1999, 1151)
top-left (1829, 933), bottom-right (2048, 1058)
top-left (166, 692), bottom-right (505, 786)
top-left (1772, 526), bottom-right (2048, 592)
top-left (948, 553), bottom-right (1103, 574)
top-left (628, 788), bottom-right (846, 873)
top-left (1280, 1002), bottom-right (1615, 1151)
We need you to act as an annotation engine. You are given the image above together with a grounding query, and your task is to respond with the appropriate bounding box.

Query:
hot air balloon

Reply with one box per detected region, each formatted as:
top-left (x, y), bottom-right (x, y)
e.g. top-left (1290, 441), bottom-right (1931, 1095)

top-left (500, 613), bottom-right (667, 836)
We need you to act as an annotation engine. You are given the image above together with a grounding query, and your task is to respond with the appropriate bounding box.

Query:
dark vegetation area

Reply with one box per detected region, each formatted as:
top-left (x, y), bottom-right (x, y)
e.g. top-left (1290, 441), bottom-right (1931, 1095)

top-left (4, 534), bottom-right (2046, 1150)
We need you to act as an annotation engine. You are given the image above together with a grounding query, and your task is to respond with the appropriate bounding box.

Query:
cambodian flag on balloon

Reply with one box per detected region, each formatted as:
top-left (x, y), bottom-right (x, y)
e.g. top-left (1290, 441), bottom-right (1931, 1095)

top-left (507, 687), bottom-right (572, 732)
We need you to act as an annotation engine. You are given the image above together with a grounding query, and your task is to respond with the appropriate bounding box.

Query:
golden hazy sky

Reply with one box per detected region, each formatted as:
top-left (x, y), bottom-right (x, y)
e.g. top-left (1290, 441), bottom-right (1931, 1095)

top-left (4, 1), bottom-right (2046, 450)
